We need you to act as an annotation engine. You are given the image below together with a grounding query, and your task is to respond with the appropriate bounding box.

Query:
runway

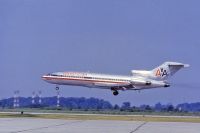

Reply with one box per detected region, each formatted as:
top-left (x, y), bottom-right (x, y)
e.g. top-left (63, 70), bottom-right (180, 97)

top-left (1, 118), bottom-right (200, 133)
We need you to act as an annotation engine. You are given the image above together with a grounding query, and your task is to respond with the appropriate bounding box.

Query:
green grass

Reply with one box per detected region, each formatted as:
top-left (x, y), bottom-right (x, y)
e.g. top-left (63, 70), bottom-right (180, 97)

top-left (1, 108), bottom-right (200, 116)
top-left (1, 112), bottom-right (200, 123)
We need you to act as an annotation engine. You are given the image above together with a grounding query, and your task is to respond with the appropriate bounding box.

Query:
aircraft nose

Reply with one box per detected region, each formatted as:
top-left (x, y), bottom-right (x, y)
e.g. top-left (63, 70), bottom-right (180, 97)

top-left (41, 75), bottom-right (47, 80)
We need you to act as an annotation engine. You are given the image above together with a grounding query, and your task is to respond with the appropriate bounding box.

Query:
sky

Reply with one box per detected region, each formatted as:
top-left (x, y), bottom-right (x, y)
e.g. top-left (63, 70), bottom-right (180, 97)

top-left (0, 0), bottom-right (200, 106)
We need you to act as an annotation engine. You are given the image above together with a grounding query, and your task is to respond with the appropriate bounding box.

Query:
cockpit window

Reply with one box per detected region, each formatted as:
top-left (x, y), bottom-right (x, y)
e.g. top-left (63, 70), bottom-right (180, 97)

top-left (47, 73), bottom-right (57, 76)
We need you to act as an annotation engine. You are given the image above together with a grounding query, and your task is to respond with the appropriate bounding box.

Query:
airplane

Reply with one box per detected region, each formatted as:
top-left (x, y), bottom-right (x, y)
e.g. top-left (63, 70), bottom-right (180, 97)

top-left (42, 62), bottom-right (189, 96)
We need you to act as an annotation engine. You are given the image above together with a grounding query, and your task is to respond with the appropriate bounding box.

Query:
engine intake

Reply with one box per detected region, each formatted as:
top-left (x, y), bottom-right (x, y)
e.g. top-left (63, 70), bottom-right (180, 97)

top-left (146, 81), bottom-right (151, 85)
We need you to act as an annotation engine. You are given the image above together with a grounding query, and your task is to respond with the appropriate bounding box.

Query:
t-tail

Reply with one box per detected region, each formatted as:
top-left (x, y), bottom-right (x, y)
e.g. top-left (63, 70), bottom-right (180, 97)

top-left (151, 62), bottom-right (189, 80)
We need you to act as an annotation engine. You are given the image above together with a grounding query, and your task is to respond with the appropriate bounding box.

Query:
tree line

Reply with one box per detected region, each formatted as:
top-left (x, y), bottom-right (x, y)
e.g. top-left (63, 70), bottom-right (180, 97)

top-left (0, 97), bottom-right (200, 112)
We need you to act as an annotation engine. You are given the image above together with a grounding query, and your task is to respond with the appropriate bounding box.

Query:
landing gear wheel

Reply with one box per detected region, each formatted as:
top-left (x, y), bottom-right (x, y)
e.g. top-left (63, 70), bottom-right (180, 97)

top-left (113, 90), bottom-right (119, 96)
top-left (55, 86), bottom-right (59, 90)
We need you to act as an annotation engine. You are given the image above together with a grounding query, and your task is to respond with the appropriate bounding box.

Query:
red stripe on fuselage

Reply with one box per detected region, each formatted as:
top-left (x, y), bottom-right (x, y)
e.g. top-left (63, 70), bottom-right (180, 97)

top-left (43, 76), bottom-right (129, 84)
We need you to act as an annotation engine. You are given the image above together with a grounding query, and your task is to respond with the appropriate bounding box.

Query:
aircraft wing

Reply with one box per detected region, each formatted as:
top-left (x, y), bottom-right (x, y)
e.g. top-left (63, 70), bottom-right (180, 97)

top-left (93, 82), bottom-right (133, 90)
top-left (94, 82), bottom-right (130, 87)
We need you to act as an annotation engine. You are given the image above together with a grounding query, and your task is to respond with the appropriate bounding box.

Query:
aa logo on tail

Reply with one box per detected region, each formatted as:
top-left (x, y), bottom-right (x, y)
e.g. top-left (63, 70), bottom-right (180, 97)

top-left (155, 68), bottom-right (168, 77)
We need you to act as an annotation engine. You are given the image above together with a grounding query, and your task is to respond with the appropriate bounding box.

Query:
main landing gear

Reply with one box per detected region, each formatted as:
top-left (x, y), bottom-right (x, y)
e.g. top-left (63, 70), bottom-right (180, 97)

top-left (111, 88), bottom-right (119, 96)
top-left (113, 90), bottom-right (119, 96)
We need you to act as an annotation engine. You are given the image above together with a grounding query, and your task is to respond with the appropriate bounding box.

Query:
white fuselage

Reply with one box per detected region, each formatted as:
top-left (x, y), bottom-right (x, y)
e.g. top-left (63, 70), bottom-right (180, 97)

top-left (42, 62), bottom-right (189, 95)
top-left (42, 71), bottom-right (168, 90)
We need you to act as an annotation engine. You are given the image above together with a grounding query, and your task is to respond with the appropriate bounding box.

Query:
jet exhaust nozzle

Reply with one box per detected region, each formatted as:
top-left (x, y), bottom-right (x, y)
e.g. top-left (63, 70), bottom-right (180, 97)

top-left (164, 84), bottom-right (170, 87)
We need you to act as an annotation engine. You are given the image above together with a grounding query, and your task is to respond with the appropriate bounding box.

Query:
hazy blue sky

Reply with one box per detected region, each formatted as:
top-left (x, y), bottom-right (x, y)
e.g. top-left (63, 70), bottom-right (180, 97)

top-left (1, 0), bottom-right (200, 106)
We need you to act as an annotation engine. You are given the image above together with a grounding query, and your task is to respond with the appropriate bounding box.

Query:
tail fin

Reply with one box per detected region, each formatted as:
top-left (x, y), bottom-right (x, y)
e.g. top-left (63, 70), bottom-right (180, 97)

top-left (151, 62), bottom-right (189, 80)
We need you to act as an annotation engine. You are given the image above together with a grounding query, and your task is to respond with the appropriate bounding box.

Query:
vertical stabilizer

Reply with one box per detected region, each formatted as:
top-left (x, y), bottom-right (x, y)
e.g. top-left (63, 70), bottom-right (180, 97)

top-left (151, 62), bottom-right (189, 80)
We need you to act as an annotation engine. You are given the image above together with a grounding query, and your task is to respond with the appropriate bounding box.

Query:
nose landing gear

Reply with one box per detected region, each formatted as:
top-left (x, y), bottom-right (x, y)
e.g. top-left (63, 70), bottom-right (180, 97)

top-left (55, 85), bottom-right (59, 90)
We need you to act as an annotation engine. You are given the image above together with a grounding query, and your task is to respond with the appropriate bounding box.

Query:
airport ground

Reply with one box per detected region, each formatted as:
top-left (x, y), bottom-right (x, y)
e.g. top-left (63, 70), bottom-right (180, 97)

top-left (1, 117), bottom-right (200, 133)
top-left (1, 111), bottom-right (200, 133)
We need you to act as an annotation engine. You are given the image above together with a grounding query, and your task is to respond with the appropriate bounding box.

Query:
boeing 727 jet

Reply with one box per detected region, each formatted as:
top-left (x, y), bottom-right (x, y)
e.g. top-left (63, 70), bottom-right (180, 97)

top-left (42, 62), bottom-right (189, 96)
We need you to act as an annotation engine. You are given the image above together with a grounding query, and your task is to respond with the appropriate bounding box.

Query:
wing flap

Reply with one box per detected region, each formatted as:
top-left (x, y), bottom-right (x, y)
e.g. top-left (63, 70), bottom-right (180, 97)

top-left (94, 82), bottom-right (130, 87)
